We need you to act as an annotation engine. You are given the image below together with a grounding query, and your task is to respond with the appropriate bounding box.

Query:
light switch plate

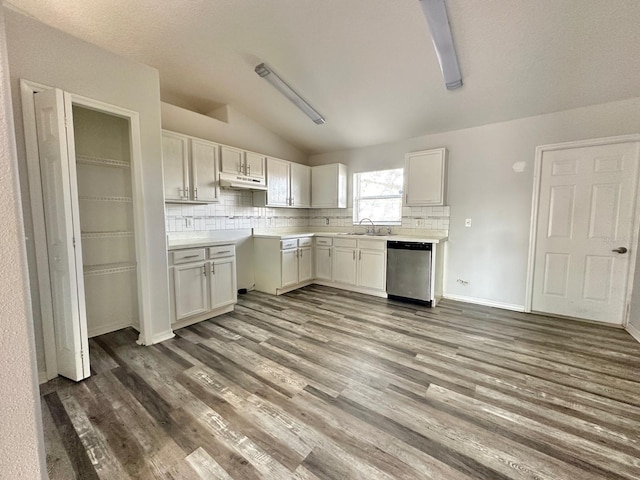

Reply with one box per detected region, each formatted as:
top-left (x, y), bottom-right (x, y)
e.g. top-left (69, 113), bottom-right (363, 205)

top-left (465, 218), bottom-right (472, 227)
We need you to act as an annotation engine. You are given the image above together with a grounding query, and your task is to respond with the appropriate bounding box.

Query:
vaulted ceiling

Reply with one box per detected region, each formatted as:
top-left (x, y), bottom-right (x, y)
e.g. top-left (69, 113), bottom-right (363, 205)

top-left (7, 0), bottom-right (640, 154)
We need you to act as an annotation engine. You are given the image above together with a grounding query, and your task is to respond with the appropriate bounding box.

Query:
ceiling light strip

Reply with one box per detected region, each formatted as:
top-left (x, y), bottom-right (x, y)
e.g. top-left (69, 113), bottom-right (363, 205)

top-left (255, 63), bottom-right (326, 125)
top-left (418, 0), bottom-right (463, 90)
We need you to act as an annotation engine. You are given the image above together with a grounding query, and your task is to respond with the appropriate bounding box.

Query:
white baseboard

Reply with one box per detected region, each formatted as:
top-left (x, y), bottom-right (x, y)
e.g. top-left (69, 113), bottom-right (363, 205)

top-left (137, 329), bottom-right (176, 346)
top-left (88, 319), bottom-right (135, 338)
top-left (442, 293), bottom-right (525, 312)
top-left (627, 322), bottom-right (640, 343)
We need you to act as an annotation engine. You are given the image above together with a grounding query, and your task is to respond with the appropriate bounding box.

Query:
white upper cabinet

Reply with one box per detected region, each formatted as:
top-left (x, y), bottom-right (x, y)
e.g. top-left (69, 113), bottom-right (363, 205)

top-left (254, 158), bottom-right (311, 208)
top-left (220, 145), bottom-right (266, 183)
top-left (162, 130), bottom-right (219, 203)
top-left (311, 163), bottom-right (347, 208)
top-left (404, 148), bottom-right (447, 206)
top-left (162, 132), bottom-right (190, 201)
top-left (245, 151), bottom-right (266, 180)
top-left (265, 157), bottom-right (291, 207)
top-left (191, 138), bottom-right (220, 202)
top-left (290, 162), bottom-right (311, 208)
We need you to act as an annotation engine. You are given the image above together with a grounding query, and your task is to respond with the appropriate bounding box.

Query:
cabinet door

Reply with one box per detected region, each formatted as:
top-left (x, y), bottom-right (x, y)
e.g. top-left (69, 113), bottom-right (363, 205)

top-left (245, 151), bottom-right (266, 179)
top-left (315, 246), bottom-right (332, 281)
top-left (266, 158), bottom-right (291, 206)
top-left (281, 249), bottom-right (299, 287)
top-left (173, 263), bottom-right (209, 321)
top-left (290, 163), bottom-right (311, 208)
top-left (220, 145), bottom-right (244, 175)
top-left (210, 258), bottom-right (237, 309)
top-left (311, 164), bottom-right (347, 208)
top-left (405, 148), bottom-right (447, 206)
top-left (298, 247), bottom-right (313, 282)
top-left (333, 247), bottom-right (357, 285)
top-left (191, 138), bottom-right (219, 202)
top-left (162, 131), bottom-right (190, 200)
top-left (358, 249), bottom-right (386, 291)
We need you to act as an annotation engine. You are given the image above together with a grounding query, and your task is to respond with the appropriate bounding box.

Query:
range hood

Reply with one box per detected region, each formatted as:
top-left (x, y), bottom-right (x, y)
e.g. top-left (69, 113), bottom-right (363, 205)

top-left (219, 172), bottom-right (267, 191)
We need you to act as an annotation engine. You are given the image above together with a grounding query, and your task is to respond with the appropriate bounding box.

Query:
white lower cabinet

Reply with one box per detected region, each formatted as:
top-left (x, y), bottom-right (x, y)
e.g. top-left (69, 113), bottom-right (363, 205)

top-left (314, 237), bottom-right (333, 281)
top-left (331, 238), bottom-right (386, 292)
top-left (281, 248), bottom-right (299, 288)
top-left (169, 245), bottom-right (237, 327)
top-left (254, 237), bottom-right (314, 294)
top-left (298, 246), bottom-right (313, 283)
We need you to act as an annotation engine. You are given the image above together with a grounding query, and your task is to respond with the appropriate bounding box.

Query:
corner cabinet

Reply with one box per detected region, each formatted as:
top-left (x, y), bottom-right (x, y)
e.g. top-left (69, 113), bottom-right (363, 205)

top-left (162, 130), bottom-right (220, 203)
top-left (253, 158), bottom-right (311, 208)
top-left (254, 237), bottom-right (314, 294)
top-left (311, 163), bottom-right (347, 208)
top-left (169, 245), bottom-right (237, 328)
top-left (404, 148), bottom-right (447, 206)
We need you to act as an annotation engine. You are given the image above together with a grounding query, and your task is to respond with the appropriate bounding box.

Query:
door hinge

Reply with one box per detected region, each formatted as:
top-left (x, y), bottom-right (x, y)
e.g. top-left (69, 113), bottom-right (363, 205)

top-left (72, 236), bottom-right (76, 248)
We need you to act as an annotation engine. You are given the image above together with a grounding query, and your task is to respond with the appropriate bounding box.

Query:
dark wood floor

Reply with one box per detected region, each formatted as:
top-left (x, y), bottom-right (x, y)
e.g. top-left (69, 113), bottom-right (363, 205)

top-left (40, 286), bottom-right (640, 479)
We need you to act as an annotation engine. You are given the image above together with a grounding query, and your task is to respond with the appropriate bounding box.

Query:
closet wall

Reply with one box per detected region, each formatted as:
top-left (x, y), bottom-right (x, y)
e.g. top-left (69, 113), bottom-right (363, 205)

top-left (72, 106), bottom-right (139, 337)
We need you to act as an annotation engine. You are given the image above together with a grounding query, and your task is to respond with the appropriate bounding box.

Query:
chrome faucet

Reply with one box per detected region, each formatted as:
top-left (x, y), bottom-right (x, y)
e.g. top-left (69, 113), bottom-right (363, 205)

top-left (358, 217), bottom-right (376, 234)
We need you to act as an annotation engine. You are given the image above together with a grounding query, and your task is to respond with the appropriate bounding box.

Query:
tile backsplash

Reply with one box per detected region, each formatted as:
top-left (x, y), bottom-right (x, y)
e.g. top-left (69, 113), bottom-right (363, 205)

top-left (165, 190), bottom-right (450, 233)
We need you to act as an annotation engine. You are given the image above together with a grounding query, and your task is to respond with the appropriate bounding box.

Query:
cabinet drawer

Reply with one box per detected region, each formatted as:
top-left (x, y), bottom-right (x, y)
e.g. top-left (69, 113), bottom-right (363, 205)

top-left (209, 245), bottom-right (235, 258)
top-left (358, 239), bottom-right (385, 251)
top-left (334, 238), bottom-right (357, 248)
top-left (281, 239), bottom-right (298, 250)
top-left (298, 237), bottom-right (313, 247)
top-left (315, 237), bottom-right (333, 246)
top-left (173, 248), bottom-right (206, 264)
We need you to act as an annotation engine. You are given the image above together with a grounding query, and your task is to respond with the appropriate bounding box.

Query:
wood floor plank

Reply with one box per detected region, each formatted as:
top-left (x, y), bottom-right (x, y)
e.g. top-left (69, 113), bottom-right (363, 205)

top-left (40, 287), bottom-right (640, 479)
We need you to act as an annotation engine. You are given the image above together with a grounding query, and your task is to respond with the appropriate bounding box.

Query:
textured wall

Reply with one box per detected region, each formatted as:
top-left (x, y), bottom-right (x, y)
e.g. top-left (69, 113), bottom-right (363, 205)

top-left (0, 5), bottom-right (46, 478)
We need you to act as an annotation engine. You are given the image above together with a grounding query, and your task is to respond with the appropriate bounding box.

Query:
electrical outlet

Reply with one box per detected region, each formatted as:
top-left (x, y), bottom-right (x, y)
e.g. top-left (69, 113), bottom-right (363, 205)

top-left (414, 218), bottom-right (424, 228)
top-left (465, 218), bottom-right (472, 227)
top-left (185, 217), bottom-right (193, 228)
top-left (325, 217), bottom-right (330, 225)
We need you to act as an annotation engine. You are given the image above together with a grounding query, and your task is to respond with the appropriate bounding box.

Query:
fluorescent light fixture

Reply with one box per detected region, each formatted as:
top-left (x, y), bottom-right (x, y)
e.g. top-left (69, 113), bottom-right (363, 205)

top-left (418, 0), bottom-right (463, 90)
top-left (255, 63), bottom-right (325, 125)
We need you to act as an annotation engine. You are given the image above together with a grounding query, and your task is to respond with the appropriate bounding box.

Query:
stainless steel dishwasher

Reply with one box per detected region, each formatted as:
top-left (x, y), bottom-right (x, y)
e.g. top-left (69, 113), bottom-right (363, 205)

top-left (386, 241), bottom-right (432, 305)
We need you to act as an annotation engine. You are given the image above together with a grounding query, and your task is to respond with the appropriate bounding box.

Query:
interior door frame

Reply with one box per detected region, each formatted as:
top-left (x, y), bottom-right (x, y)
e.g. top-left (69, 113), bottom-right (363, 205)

top-left (525, 134), bottom-right (640, 327)
top-left (20, 79), bottom-right (153, 381)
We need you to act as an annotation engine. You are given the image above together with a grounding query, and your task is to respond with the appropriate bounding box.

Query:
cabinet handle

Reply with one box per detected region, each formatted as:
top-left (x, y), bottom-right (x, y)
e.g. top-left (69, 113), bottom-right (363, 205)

top-left (300, 249), bottom-right (303, 258)
top-left (405, 193), bottom-right (408, 204)
top-left (359, 250), bottom-right (362, 261)
top-left (211, 263), bottom-right (215, 275)
top-left (291, 196), bottom-right (295, 206)
top-left (182, 254), bottom-right (200, 259)
top-left (185, 187), bottom-right (190, 198)
top-left (353, 250), bottom-right (355, 260)
top-left (247, 164), bottom-right (251, 176)
top-left (213, 250), bottom-right (231, 255)
top-left (194, 187), bottom-right (198, 199)
top-left (203, 265), bottom-right (206, 276)
top-left (329, 249), bottom-right (331, 257)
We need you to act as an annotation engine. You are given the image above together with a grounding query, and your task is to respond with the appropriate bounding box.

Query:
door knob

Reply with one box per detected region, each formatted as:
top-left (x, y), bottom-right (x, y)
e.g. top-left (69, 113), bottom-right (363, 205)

top-left (612, 247), bottom-right (628, 254)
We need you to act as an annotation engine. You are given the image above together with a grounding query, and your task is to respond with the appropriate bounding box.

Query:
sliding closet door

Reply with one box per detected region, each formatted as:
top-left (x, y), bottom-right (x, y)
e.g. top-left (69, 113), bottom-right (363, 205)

top-left (34, 88), bottom-right (90, 381)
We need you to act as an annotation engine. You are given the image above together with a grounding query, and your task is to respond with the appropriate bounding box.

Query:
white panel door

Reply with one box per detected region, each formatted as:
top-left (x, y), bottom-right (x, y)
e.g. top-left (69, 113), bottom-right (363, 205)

top-left (174, 263), bottom-right (209, 320)
top-left (358, 249), bottom-right (386, 291)
top-left (267, 158), bottom-right (291, 207)
top-left (532, 141), bottom-right (640, 324)
top-left (405, 149), bottom-right (447, 206)
top-left (210, 258), bottom-right (237, 309)
top-left (191, 138), bottom-right (219, 202)
top-left (162, 131), bottom-right (190, 200)
top-left (220, 145), bottom-right (244, 175)
top-left (315, 246), bottom-right (332, 280)
top-left (298, 247), bottom-right (313, 282)
top-left (34, 89), bottom-right (90, 381)
top-left (281, 249), bottom-right (299, 287)
top-left (290, 163), bottom-right (311, 208)
top-left (333, 247), bottom-right (357, 285)
top-left (245, 151), bottom-right (266, 180)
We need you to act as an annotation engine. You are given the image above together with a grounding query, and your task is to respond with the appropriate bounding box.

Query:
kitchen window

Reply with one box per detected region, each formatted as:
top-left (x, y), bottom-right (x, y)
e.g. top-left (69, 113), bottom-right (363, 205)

top-left (353, 168), bottom-right (403, 225)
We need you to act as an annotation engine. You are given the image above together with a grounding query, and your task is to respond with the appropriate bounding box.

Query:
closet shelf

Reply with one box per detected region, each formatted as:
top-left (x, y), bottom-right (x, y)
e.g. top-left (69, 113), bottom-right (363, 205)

top-left (84, 262), bottom-right (137, 277)
top-left (81, 231), bottom-right (134, 239)
top-left (76, 154), bottom-right (131, 168)
top-left (78, 195), bottom-right (133, 203)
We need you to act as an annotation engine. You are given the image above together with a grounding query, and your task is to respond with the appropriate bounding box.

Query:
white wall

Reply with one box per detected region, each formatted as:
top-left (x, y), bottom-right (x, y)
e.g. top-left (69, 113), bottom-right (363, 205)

top-left (5, 8), bottom-right (172, 363)
top-left (0, 5), bottom-right (46, 477)
top-left (310, 97), bottom-right (640, 309)
top-left (162, 102), bottom-right (308, 164)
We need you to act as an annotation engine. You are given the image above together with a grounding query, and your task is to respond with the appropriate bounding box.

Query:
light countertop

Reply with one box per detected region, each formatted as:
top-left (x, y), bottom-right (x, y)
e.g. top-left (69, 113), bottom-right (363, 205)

top-left (252, 231), bottom-right (448, 243)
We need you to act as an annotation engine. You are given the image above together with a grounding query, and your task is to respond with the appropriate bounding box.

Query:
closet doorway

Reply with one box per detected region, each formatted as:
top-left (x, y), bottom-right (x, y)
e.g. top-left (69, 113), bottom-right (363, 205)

top-left (22, 82), bottom-right (149, 382)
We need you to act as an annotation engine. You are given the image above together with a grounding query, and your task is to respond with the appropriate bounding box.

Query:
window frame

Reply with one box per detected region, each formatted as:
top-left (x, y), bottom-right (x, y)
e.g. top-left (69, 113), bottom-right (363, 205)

top-left (352, 168), bottom-right (404, 226)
